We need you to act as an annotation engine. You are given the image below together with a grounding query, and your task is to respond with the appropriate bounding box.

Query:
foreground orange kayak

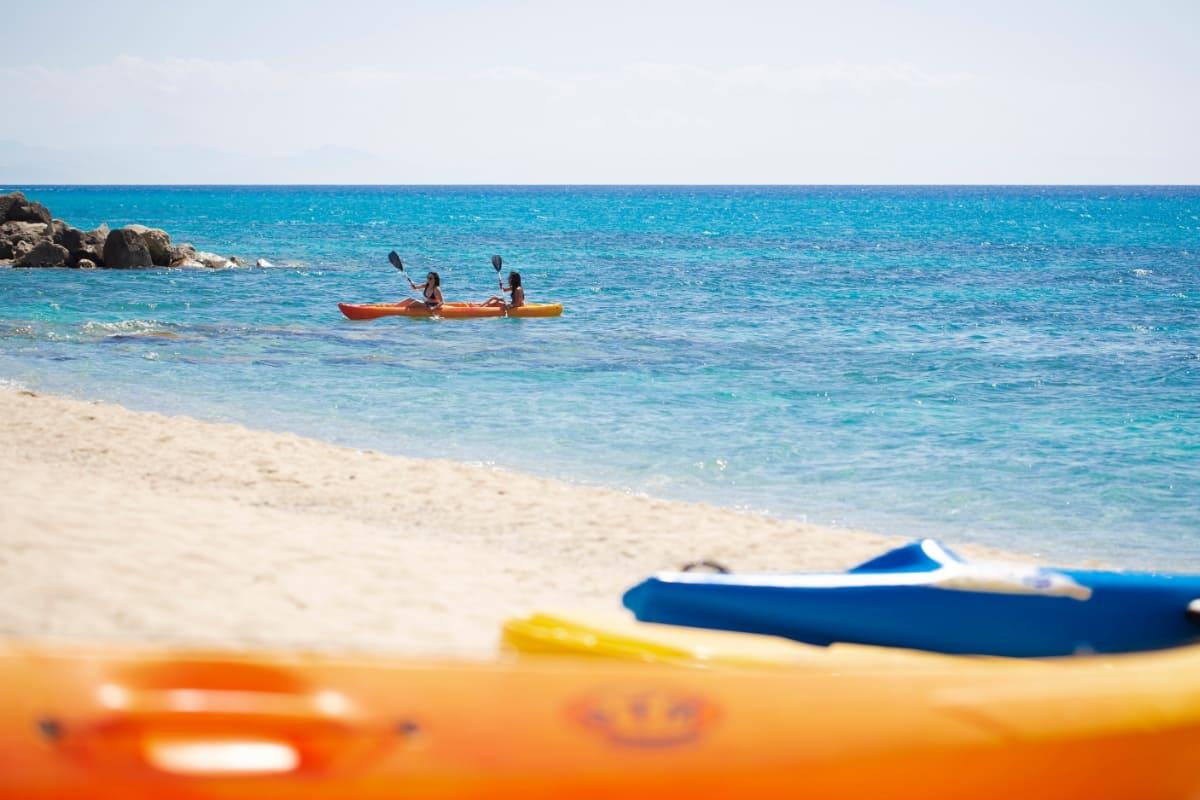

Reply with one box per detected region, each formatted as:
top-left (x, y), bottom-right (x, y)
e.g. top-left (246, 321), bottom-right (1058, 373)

top-left (338, 302), bottom-right (564, 320)
top-left (2, 643), bottom-right (1200, 798)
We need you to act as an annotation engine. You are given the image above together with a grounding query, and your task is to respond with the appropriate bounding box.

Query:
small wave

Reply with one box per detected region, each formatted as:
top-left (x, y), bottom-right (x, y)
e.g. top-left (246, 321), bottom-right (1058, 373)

top-left (80, 320), bottom-right (182, 340)
top-left (246, 258), bottom-right (304, 269)
top-left (1133, 268), bottom-right (1153, 277)
top-left (0, 322), bottom-right (37, 339)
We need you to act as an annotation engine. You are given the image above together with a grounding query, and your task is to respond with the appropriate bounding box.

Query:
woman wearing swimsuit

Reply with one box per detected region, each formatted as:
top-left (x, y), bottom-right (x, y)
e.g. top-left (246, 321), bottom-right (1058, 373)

top-left (399, 271), bottom-right (443, 312)
top-left (483, 271), bottom-right (524, 311)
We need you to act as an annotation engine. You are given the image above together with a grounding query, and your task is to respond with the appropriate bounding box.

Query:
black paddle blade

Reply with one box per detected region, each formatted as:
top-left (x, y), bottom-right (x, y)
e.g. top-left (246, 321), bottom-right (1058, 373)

top-left (491, 255), bottom-right (502, 272)
top-left (388, 251), bottom-right (404, 271)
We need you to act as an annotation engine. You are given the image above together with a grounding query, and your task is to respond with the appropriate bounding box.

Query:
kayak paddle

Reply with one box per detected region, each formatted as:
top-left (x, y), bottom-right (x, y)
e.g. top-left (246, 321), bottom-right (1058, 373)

top-left (492, 254), bottom-right (504, 294)
top-left (388, 250), bottom-right (406, 273)
top-left (488, 255), bottom-right (509, 314)
top-left (390, 250), bottom-right (421, 293)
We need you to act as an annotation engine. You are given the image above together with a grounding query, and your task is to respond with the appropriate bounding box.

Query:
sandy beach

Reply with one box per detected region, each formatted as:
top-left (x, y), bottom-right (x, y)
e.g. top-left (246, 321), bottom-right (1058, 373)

top-left (0, 386), bottom-right (926, 655)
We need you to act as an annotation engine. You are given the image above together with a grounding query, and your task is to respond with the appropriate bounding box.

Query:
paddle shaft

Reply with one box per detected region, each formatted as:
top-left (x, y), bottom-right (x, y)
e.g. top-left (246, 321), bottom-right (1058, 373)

top-left (390, 251), bottom-right (423, 293)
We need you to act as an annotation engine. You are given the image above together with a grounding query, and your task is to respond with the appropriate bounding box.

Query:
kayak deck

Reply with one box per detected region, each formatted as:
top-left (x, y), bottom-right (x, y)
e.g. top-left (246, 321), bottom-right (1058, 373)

top-left (339, 302), bottom-right (563, 320)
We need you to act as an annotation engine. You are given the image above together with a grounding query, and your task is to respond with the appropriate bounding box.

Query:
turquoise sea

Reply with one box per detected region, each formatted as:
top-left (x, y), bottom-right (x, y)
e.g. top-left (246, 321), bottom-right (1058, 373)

top-left (1, 186), bottom-right (1197, 568)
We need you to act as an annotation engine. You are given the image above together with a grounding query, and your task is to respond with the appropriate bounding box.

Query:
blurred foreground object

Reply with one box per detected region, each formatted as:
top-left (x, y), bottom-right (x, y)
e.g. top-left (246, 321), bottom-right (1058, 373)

top-left (1, 642), bottom-right (1199, 798)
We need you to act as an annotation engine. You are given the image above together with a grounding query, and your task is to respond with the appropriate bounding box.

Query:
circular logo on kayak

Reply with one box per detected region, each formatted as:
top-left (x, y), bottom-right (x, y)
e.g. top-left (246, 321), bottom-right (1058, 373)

top-left (569, 686), bottom-right (719, 747)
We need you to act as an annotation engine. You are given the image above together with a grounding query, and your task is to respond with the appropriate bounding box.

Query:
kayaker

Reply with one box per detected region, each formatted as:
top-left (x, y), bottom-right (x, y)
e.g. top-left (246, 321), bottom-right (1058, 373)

top-left (483, 271), bottom-right (524, 310)
top-left (399, 271), bottom-right (443, 311)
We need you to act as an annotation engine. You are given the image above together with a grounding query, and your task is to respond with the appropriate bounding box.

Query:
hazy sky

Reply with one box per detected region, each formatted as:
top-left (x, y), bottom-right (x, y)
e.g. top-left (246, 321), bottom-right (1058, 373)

top-left (2, 0), bottom-right (1197, 183)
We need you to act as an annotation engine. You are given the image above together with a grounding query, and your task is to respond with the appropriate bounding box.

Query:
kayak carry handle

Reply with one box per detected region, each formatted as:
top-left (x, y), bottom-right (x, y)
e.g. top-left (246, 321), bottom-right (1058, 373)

top-left (42, 662), bottom-right (403, 779)
top-left (681, 560), bottom-right (731, 574)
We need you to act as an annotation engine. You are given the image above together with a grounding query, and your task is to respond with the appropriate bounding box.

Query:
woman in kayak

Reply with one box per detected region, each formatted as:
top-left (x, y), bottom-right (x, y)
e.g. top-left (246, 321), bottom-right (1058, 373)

top-left (483, 271), bottom-right (524, 311)
top-left (398, 271), bottom-right (443, 311)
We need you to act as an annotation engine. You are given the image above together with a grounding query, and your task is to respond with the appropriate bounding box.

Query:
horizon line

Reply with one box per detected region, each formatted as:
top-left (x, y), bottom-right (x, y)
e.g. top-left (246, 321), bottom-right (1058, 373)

top-left (5, 183), bottom-right (1200, 189)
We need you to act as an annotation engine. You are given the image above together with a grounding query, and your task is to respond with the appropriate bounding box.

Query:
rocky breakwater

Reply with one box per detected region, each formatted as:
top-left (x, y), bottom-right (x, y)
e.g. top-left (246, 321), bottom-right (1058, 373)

top-left (0, 191), bottom-right (243, 269)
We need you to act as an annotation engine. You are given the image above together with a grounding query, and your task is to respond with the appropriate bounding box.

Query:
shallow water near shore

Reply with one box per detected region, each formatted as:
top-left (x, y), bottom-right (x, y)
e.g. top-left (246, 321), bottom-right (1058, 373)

top-left (1, 185), bottom-right (1198, 569)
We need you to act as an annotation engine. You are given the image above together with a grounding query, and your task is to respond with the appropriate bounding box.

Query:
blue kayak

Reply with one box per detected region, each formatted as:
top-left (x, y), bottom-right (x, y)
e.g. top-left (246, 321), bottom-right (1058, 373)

top-left (622, 540), bottom-right (1200, 657)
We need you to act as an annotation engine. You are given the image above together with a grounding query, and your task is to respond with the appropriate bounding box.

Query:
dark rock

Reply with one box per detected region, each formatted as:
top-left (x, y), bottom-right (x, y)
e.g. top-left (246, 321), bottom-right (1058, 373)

top-left (58, 223), bottom-right (108, 267)
top-left (103, 228), bottom-right (154, 268)
top-left (70, 243), bottom-right (105, 269)
top-left (0, 192), bottom-right (24, 221)
top-left (53, 223), bottom-right (82, 250)
top-left (6, 195), bottom-right (52, 225)
top-left (145, 233), bottom-right (172, 266)
top-left (167, 242), bottom-right (197, 267)
top-left (1, 220), bottom-right (50, 247)
top-left (125, 224), bottom-right (173, 266)
top-left (1, 220), bottom-right (40, 236)
top-left (2, 194), bottom-right (226, 270)
top-left (14, 241), bottom-right (70, 268)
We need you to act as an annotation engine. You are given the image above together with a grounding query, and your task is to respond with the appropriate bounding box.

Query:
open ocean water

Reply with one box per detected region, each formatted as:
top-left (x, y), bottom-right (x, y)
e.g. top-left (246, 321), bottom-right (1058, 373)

top-left (1, 185), bottom-right (1197, 569)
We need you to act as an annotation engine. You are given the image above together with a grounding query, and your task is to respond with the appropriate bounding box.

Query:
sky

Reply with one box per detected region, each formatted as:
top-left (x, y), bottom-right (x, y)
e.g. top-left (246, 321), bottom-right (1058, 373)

top-left (2, 0), bottom-right (1198, 183)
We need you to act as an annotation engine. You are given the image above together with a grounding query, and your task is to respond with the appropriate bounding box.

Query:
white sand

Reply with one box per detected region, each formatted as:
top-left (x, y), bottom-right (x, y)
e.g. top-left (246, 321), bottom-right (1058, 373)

top-left (0, 387), bottom-right (953, 655)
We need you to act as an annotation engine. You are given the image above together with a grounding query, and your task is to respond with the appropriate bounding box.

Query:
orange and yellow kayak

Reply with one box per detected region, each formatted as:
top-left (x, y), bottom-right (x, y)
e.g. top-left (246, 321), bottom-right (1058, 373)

top-left (2, 643), bottom-right (1200, 798)
top-left (338, 302), bottom-right (564, 320)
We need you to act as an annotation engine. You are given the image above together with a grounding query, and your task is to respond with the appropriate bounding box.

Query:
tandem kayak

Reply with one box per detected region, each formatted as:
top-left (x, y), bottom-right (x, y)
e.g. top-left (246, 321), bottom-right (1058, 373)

top-left (338, 302), bottom-right (563, 320)
top-left (623, 539), bottom-right (1200, 657)
top-left (4, 643), bottom-right (1200, 798)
